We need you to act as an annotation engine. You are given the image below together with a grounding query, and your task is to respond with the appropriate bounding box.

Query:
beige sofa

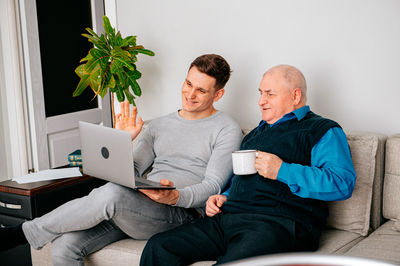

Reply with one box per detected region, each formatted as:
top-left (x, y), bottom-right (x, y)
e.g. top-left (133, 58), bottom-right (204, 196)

top-left (31, 132), bottom-right (400, 265)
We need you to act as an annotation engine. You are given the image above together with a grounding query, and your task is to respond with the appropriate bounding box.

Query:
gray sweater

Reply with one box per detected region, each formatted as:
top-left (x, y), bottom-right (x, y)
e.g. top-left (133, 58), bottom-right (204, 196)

top-left (132, 111), bottom-right (242, 209)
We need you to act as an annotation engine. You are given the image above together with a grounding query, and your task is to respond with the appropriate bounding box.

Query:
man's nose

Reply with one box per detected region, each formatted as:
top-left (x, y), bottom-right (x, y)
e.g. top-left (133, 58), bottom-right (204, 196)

top-left (188, 88), bottom-right (196, 98)
top-left (258, 95), bottom-right (267, 105)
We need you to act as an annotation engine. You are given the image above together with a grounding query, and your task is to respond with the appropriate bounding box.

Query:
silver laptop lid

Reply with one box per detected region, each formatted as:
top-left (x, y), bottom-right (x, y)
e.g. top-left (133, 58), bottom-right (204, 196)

top-left (79, 121), bottom-right (136, 188)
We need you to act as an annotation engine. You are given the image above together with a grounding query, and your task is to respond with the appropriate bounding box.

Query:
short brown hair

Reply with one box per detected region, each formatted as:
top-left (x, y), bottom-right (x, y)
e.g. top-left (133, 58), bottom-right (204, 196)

top-left (189, 54), bottom-right (232, 90)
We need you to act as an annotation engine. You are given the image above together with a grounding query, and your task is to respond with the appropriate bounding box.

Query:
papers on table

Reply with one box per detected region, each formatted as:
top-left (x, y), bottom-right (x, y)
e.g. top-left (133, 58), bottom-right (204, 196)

top-left (12, 167), bottom-right (82, 184)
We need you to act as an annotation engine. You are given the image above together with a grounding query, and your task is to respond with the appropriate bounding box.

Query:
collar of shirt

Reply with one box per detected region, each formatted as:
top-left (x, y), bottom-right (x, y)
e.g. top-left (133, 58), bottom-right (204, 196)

top-left (257, 105), bottom-right (310, 131)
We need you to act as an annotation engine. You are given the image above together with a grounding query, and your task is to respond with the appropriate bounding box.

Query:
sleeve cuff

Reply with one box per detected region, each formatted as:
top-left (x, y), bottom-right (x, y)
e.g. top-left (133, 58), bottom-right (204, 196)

top-left (174, 188), bottom-right (191, 208)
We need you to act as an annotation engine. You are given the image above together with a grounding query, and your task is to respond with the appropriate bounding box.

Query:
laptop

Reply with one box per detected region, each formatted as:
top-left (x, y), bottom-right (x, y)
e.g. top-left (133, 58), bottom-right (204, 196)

top-left (79, 121), bottom-right (175, 190)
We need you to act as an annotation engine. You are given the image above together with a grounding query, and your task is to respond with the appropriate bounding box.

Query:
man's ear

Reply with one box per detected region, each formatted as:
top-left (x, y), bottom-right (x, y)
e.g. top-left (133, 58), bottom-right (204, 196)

top-left (293, 88), bottom-right (302, 105)
top-left (213, 88), bottom-right (225, 102)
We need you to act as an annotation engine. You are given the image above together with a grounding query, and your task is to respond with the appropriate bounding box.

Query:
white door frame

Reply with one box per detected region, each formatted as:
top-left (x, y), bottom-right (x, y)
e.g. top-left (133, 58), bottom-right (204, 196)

top-left (19, 0), bottom-right (48, 171)
top-left (19, 0), bottom-right (112, 171)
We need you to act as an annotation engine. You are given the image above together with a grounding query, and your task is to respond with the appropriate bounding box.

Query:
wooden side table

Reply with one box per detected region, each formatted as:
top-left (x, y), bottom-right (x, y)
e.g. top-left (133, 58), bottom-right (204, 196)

top-left (0, 175), bottom-right (105, 225)
top-left (0, 175), bottom-right (106, 266)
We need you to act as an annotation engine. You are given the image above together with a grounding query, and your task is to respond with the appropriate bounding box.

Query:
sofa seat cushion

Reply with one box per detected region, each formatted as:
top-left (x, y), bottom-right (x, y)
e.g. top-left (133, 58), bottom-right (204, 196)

top-left (31, 239), bottom-right (216, 266)
top-left (316, 229), bottom-right (365, 254)
top-left (345, 220), bottom-right (400, 264)
top-left (31, 243), bottom-right (52, 266)
top-left (84, 239), bottom-right (146, 265)
top-left (31, 239), bottom-right (147, 266)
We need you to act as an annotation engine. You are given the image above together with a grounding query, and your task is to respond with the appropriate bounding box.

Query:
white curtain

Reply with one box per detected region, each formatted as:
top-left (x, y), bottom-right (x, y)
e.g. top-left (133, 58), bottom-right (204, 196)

top-left (0, 0), bottom-right (30, 180)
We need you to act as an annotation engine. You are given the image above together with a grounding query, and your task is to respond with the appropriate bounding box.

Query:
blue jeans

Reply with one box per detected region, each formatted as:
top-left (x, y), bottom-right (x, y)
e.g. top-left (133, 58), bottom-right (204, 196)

top-left (22, 182), bottom-right (197, 266)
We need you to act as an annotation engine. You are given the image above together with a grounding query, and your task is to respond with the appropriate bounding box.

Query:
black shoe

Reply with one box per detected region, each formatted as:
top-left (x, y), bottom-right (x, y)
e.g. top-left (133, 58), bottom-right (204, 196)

top-left (0, 224), bottom-right (28, 251)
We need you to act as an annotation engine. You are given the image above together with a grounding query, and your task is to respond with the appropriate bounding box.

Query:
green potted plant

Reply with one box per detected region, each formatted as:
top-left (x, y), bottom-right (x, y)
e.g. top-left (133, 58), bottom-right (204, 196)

top-left (73, 15), bottom-right (154, 123)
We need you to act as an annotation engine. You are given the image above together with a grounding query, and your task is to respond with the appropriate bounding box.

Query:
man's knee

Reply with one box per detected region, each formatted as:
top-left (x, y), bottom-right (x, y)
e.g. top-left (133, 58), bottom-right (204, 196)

top-left (141, 233), bottom-right (175, 266)
top-left (91, 182), bottom-right (132, 209)
top-left (144, 233), bottom-right (165, 252)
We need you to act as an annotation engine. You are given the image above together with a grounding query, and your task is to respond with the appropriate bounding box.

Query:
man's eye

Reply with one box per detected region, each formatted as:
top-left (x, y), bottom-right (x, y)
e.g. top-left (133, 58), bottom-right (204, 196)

top-left (199, 90), bottom-right (206, 94)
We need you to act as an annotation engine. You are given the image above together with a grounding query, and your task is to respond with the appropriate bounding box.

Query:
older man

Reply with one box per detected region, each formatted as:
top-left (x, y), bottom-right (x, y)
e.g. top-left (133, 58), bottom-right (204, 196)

top-left (140, 65), bottom-right (357, 265)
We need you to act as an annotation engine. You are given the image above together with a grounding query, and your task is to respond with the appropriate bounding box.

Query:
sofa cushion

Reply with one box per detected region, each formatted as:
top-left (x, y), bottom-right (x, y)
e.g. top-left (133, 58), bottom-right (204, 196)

top-left (317, 229), bottom-right (365, 254)
top-left (326, 133), bottom-right (380, 236)
top-left (383, 134), bottom-right (400, 222)
top-left (31, 239), bottom-right (216, 266)
top-left (84, 239), bottom-right (146, 265)
top-left (345, 220), bottom-right (400, 264)
top-left (369, 134), bottom-right (387, 230)
top-left (31, 239), bottom-right (148, 266)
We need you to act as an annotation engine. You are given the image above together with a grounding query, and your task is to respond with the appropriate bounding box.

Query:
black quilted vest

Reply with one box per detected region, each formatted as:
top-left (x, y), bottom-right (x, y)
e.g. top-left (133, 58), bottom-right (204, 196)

top-left (223, 111), bottom-right (340, 238)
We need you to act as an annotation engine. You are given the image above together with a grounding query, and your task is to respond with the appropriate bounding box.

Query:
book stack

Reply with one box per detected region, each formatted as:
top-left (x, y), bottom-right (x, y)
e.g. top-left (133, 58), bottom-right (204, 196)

top-left (68, 149), bottom-right (82, 167)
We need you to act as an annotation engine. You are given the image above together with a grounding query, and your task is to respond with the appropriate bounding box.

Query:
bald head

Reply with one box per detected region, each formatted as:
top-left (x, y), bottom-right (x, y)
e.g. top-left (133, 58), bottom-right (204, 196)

top-left (264, 65), bottom-right (307, 104)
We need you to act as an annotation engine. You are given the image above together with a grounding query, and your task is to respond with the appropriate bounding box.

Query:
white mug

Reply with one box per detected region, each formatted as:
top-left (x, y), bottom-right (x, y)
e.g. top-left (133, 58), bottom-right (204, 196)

top-left (232, 149), bottom-right (258, 175)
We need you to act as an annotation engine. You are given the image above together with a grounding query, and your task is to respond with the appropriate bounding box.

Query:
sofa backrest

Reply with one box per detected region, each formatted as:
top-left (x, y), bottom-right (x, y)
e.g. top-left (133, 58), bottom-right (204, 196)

top-left (369, 133), bottom-right (387, 229)
top-left (382, 134), bottom-right (400, 221)
top-left (326, 132), bottom-right (387, 236)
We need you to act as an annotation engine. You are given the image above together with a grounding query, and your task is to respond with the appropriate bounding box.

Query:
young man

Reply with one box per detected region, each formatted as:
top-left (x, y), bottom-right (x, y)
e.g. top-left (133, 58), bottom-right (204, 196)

top-left (140, 64), bottom-right (357, 265)
top-left (0, 54), bottom-right (243, 266)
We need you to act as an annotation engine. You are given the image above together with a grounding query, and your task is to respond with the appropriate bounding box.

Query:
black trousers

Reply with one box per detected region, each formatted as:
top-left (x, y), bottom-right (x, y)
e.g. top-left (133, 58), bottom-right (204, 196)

top-left (140, 212), bottom-right (318, 266)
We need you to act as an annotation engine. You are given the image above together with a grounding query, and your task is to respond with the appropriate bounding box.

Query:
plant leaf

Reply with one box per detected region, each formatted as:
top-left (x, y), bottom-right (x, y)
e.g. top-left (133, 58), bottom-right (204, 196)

top-left (115, 31), bottom-right (123, 46)
top-left (122, 36), bottom-right (137, 46)
top-left (89, 79), bottom-right (100, 94)
top-left (81, 33), bottom-right (99, 44)
top-left (111, 47), bottom-right (132, 59)
top-left (99, 63), bottom-right (112, 94)
top-left (109, 75), bottom-right (116, 89)
top-left (103, 16), bottom-right (114, 36)
top-left (82, 28), bottom-right (110, 51)
top-left (84, 48), bottom-right (109, 73)
top-left (73, 75), bottom-right (90, 97)
top-left (86, 27), bottom-right (100, 39)
top-left (126, 70), bottom-right (141, 97)
top-left (99, 34), bottom-right (111, 50)
top-left (99, 84), bottom-right (108, 98)
top-left (75, 64), bottom-right (85, 77)
top-left (124, 87), bottom-right (135, 105)
top-left (130, 79), bottom-right (142, 97)
top-left (115, 85), bottom-right (125, 102)
top-left (110, 61), bottom-right (126, 88)
top-left (136, 48), bottom-right (155, 56)
top-left (79, 53), bottom-right (92, 63)
top-left (103, 16), bottom-right (117, 47)
top-left (129, 69), bottom-right (141, 80)
top-left (88, 64), bottom-right (101, 93)
top-left (114, 57), bottom-right (135, 71)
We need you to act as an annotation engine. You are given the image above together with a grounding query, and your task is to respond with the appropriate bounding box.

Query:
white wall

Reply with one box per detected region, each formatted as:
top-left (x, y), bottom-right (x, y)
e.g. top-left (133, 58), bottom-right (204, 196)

top-left (115, 0), bottom-right (400, 135)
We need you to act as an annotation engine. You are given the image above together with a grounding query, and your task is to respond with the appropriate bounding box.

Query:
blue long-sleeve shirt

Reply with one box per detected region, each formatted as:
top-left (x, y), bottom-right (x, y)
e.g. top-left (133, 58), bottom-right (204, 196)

top-left (224, 106), bottom-right (356, 201)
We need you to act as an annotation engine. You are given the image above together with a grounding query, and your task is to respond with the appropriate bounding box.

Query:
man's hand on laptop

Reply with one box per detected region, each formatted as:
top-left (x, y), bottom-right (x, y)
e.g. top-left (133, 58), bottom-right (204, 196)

top-left (139, 179), bottom-right (179, 205)
top-left (115, 100), bottom-right (144, 140)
